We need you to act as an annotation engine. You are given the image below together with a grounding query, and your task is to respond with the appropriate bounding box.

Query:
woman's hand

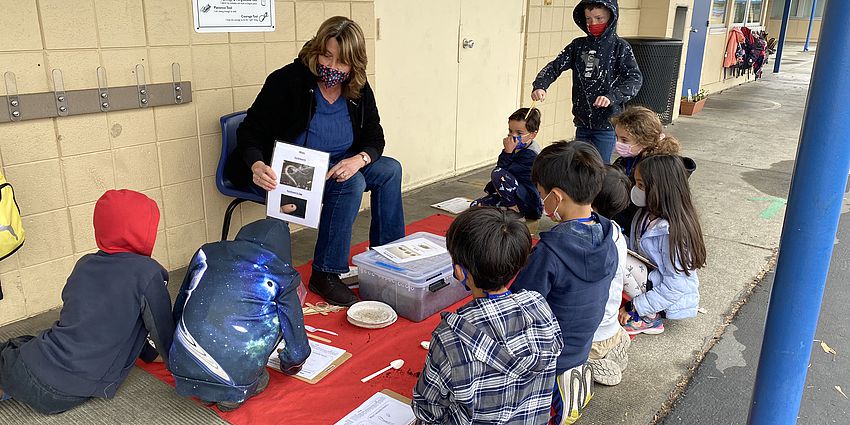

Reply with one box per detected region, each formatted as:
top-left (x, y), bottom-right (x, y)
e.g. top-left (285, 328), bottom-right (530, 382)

top-left (252, 161), bottom-right (278, 191)
top-left (532, 89), bottom-right (547, 102)
top-left (326, 156), bottom-right (366, 182)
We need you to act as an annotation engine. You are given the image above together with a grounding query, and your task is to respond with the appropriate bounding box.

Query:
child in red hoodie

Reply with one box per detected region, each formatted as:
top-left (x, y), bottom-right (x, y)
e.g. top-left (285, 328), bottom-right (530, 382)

top-left (0, 190), bottom-right (174, 414)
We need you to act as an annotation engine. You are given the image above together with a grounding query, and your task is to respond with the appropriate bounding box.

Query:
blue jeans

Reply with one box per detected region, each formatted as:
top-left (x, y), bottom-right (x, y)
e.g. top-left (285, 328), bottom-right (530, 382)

top-left (314, 156), bottom-right (405, 273)
top-left (0, 336), bottom-right (90, 414)
top-left (575, 127), bottom-right (616, 165)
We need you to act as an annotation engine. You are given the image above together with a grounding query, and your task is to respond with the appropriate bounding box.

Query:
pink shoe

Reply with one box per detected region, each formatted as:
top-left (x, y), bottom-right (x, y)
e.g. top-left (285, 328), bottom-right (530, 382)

top-left (623, 317), bottom-right (664, 335)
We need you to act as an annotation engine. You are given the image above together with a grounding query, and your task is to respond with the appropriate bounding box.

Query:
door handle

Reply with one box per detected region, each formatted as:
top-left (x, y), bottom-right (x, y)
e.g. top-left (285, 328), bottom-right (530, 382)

top-left (462, 38), bottom-right (475, 49)
top-left (691, 27), bottom-right (699, 33)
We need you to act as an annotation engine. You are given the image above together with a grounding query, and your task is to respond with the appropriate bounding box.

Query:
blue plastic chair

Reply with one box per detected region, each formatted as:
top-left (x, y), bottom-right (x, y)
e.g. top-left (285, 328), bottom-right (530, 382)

top-left (216, 111), bottom-right (266, 240)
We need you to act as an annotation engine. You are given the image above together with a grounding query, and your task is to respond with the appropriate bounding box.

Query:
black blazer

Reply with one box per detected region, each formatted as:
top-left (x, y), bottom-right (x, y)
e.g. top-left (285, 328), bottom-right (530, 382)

top-left (226, 59), bottom-right (385, 187)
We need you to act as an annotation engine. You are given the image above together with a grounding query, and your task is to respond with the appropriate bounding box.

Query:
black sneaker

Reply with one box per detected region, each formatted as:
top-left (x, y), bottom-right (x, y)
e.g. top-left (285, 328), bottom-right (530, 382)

top-left (216, 369), bottom-right (270, 412)
top-left (309, 271), bottom-right (359, 307)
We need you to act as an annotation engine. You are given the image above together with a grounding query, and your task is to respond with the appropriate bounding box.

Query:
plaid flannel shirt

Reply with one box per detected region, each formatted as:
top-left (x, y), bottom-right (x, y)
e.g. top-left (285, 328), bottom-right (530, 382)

top-left (412, 290), bottom-right (563, 425)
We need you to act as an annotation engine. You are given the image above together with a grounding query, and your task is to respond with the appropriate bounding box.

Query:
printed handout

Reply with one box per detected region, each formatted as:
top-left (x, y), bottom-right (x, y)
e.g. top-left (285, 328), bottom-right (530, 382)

top-left (267, 142), bottom-right (329, 229)
top-left (373, 238), bottom-right (447, 264)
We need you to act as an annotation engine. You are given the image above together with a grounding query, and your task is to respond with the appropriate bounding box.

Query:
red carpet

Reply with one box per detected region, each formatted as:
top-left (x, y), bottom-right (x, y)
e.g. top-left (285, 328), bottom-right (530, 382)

top-left (138, 214), bottom-right (463, 424)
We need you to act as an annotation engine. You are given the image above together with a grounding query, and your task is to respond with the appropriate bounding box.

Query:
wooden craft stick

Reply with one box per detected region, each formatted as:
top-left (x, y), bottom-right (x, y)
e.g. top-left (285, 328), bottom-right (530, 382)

top-left (305, 302), bottom-right (328, 316)
top-left (524, 100), bottom-right (537, 120)
top-left (307, 333), bottom-right (332, 344)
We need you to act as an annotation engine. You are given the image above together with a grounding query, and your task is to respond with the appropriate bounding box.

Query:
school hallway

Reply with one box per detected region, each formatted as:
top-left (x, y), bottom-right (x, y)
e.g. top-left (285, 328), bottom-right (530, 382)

top-left (0, 45), bottom-right (823, 424)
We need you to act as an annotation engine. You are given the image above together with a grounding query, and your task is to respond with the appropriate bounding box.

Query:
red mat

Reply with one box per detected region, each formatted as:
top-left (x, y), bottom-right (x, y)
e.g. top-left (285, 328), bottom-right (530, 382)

top-left (138, 214), bottom-right (464, 424)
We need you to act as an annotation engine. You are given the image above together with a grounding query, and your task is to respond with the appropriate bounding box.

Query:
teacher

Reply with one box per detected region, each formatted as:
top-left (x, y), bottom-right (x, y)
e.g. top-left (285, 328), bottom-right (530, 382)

top-left (225, 17), bottom-right (404, 307)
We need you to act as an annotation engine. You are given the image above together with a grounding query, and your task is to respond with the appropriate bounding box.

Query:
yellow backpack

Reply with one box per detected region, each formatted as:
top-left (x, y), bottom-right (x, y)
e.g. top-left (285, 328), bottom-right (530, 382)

top-left (0, 172), bottom-right (24, 300)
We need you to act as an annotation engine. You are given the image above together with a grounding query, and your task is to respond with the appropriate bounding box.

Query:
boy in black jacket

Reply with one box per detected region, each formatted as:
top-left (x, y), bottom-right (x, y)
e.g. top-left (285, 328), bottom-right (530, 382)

top-left (531, 0), bottom-right (643, 164)
top-left (471, 108), bottom-right (543, 221)
top-left (0, 190), bottom-right (174, 414)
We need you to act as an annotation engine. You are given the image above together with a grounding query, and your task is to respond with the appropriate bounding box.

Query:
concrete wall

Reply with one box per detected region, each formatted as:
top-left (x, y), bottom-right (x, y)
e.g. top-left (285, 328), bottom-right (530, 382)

top-left (0, 0), bottom-right (375, 326)
top-left (766, 17), bottom-right (821, 42)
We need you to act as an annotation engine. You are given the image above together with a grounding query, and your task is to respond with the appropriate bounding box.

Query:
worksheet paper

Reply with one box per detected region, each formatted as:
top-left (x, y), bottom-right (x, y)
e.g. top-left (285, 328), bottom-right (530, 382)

top-left (267, 340), bottom-right (345, 381)
top-left (266, 142), bottom-right (329, 229)
top-left (372, 238), bottom-right (447, 264)
top-left (334, 392), bottom-right (416, 425)
top-left (431, 197), bottom-right (473, 215)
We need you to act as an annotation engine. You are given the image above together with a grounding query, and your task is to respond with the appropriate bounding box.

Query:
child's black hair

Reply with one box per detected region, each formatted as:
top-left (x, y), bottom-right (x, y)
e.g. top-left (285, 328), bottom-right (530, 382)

top-left (509, 108), bottom-right (541, 133)
top-left (531, 140), bottom-right (605, 205)
top-left (445, 207), bottom-right (531, 292)
top-left (593, 165), bottom-right (631, 219)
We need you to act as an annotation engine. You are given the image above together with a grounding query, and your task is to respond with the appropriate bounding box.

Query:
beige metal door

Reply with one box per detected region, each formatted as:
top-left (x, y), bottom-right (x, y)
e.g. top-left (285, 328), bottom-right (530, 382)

top-left (374, 0), bottom-right (462, 189)
top-left (454, 0), bottom-right (526, 173)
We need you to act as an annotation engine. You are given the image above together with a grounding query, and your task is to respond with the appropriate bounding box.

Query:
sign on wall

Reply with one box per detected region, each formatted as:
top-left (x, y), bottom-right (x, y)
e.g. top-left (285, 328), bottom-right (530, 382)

top-left (192, 0), bottom-right (276, 33)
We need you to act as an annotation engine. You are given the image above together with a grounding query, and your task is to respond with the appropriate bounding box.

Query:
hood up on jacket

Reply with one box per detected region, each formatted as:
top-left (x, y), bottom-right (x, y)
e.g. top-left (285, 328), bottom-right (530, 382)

top-left (234, 218), bottom-right (293, 260)
top-left (574, 0), bottom-right (620, 39)
top-left (93, 189), bottom-right (160, 257)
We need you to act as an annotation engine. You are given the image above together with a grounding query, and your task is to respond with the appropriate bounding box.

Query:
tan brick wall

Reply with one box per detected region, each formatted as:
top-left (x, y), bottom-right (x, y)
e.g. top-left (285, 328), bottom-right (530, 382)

top-left (520, 0), bottom-right (641, 145)
top-left (0, 0), bottom-right (375, 325)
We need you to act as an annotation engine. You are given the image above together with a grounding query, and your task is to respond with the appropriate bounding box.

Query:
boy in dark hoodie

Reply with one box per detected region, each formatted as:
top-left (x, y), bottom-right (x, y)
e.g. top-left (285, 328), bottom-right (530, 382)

top-left (531, 0), bottom-right (643, 164)
top-left (0, 190), bottom-right (173, 414)
top-left (512, 141), bottom-right (618, 425)
top-left (413, 207), bottom-right (562, 424)
top-left (169, 218), bottom-right (310, 412)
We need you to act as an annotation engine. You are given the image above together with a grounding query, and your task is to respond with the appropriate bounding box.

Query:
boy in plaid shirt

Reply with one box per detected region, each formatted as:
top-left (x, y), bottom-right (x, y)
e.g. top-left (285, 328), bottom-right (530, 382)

top-left (413, 207), bottom-right (563, 424)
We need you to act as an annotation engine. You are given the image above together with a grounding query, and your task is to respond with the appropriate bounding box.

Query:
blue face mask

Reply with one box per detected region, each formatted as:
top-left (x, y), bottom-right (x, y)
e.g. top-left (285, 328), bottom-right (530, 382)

top-left (513, 135), bottom-right (529, 151)
top-left (455, 264), bottom-right (471, 292)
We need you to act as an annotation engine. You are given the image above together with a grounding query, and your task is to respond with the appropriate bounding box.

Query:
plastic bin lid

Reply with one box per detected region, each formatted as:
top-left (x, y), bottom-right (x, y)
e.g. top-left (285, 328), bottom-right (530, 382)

top-left (352, 232), bottom-right (453, 283)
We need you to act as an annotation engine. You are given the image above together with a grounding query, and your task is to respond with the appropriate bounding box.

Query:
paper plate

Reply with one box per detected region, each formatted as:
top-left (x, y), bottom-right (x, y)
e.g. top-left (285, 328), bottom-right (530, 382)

top-left (347, 301), bottom-right (397, 329)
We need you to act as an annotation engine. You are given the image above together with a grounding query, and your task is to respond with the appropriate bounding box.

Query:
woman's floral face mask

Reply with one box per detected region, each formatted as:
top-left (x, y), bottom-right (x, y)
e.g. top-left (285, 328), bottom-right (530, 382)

top-left (317, 63), bottom-right (350, 89)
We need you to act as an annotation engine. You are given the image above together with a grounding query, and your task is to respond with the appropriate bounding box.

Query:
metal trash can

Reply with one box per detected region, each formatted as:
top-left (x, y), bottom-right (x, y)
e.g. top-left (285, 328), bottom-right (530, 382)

top-left (624, 37), bottom-right (683, 124)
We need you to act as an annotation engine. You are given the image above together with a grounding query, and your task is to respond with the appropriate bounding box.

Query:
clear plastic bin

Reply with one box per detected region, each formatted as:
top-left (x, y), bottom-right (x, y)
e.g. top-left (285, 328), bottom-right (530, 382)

top-left (352, 232), bottom-right (470, 322)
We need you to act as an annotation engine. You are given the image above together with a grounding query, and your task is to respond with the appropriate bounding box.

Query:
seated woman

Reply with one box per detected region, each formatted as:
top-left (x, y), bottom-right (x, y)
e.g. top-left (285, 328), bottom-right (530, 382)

top-left (225, 17), bottom-right (404, 306)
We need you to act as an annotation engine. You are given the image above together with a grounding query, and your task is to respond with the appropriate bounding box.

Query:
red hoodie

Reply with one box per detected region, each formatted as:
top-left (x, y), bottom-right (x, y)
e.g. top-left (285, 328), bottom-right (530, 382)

top-left (93, 189), bottom-right (159, 257)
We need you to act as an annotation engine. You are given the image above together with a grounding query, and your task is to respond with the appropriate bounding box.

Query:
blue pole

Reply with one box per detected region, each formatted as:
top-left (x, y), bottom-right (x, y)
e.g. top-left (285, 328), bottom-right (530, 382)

top-left (748, 0), bottom-right (850, 423)
top-left (773, 0), bottom-right (793, 73)
top-left (803, 0), bottom-right (818, 51)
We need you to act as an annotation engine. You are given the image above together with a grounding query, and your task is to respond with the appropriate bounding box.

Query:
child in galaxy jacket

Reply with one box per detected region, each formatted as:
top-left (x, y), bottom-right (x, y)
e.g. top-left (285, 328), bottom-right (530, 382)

top-left (532, 0), bottom-right (643, 164)
top-left (0, 190), bottom-right (173, 414)
top-left (168, 218), bottom-right (310, 410)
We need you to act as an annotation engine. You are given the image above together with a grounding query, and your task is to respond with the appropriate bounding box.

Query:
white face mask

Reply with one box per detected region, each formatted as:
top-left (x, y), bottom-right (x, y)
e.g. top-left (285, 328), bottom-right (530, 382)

top-left (631, 186), bottom-right (647, 207)
top-left (541, 192), bottom-right (563, 222)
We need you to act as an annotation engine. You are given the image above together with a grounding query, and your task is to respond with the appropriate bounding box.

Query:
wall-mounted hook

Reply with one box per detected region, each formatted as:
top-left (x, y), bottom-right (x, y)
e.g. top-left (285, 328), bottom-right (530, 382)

top-left (97, 67), bottom-right (109, 111)
top-left (172, 63), bottom-right (183, 104)
top-left (135, 64), bottom-right (148, 108)
top-left (4, 72), bottom-right (22, 121)
top-left (52, 69), bottom-right (69, 116)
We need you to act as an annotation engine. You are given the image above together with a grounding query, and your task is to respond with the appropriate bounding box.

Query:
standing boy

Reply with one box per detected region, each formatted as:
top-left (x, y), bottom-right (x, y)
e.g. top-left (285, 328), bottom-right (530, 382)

top-left (532, 0), bottom-right (643, 164)
top-left (512, 141), bottom-right (618, 424)
top-left (413, 208), bottom-right (563, 424)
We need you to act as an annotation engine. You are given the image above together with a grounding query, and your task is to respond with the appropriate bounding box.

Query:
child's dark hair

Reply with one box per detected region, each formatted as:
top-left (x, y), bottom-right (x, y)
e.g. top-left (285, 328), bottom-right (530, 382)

top-left (445, 207), bottom-right (532, 292)
top-left (593, 165), bottom-right (631, 219)
top-left (585, 4), bottom-right (610, 12)
top-left (636, 155), bottom-right (706, 274)
top-left (531, 140), bottom-right (605, 205)
top-left (509, 108), bottom-right (541, 133)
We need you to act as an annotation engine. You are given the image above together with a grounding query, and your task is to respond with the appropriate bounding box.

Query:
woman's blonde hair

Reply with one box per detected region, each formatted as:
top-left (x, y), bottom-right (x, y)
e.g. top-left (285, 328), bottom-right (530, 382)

top-left (611, 106), bottom-right (680, 155)
top-left (298, 16), bottom-right (368, 99)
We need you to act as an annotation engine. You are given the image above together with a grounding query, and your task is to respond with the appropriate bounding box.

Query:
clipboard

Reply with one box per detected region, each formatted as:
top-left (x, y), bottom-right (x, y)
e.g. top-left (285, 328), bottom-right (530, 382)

top-left (627, 249), bottom-right (657, 271)
top-left (293, 351), bottom-right (352, 385)
top-left (380, 389), bottom-right (412, 404)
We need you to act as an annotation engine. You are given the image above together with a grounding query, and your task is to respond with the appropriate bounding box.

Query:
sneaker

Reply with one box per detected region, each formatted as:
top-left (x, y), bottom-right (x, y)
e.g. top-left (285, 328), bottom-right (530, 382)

top-left (216, 369), bottom-right (270, 412)
top-left (587, 358), bottom-right (622, 386)
top-left (623, 317), bottom-right (664, 336)
top-left (605, 328), bottom-right (631, 372)
top-left (309, 271), bottom-right (359, 307)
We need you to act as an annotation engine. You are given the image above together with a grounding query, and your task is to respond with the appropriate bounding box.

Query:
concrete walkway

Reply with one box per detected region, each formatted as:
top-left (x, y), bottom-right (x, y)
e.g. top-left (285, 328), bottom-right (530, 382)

top-left (0, 47), bottom-right (816, 424)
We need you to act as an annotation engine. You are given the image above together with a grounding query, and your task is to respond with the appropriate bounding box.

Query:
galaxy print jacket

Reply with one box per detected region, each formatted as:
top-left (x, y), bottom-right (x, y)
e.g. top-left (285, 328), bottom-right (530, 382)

top-left (168, 219), bottom-right (310, 403)
top-left (533, 0), bottom-right (643, 130)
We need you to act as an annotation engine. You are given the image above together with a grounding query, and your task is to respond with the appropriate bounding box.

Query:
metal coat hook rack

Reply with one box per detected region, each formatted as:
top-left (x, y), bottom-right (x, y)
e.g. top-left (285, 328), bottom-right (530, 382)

top-left (0, 63), bottom-right (192, 123)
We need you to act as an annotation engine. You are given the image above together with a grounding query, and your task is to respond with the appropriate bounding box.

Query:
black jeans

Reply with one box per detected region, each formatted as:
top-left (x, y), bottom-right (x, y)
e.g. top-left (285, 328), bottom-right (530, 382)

top-left (0, 335), bottom-right (90, 414)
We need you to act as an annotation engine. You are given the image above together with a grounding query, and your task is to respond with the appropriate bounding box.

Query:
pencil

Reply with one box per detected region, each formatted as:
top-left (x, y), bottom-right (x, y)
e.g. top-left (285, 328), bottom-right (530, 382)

top-left (307, 333), bottom-right (332, 344)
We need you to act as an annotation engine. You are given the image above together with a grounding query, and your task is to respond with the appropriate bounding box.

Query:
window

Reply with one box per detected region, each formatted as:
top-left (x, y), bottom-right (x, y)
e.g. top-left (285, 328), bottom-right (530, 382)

top-left (748, 0), bottom-right (763, 23)
top-left (770, 0), bottom-right (828, 19)
top-left (733, 0), bottom-right (748, 23)
top-left (710, 0), bottom-right (728, 25)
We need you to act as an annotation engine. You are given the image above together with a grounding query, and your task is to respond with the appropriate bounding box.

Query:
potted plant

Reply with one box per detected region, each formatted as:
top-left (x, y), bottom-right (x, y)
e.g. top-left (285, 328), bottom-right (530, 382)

top-left (680, 89), bottom-right (707, 116)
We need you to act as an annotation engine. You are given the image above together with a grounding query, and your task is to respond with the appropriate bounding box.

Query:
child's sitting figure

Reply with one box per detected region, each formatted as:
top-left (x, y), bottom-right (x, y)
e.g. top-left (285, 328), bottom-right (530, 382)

top-left (0, 190), bottom-right (173, 414)
top-left (587, 165), bottom-right (633, 386)
top-left (413, 207), bottom-right (563, 425)
top-left (471, 108), bottom-right (543, 221)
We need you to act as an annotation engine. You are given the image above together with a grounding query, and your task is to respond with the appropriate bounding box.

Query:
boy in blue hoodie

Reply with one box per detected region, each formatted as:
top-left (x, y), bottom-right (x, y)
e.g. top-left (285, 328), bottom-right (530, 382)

top-left (512, 141), bottom-right (618, 425)
top-left (169, 218), bottom-right (310, 412)
top-left (531, 0), bottom-right (643, 164)
top-left (0, 190), bottom-right (173, 414)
